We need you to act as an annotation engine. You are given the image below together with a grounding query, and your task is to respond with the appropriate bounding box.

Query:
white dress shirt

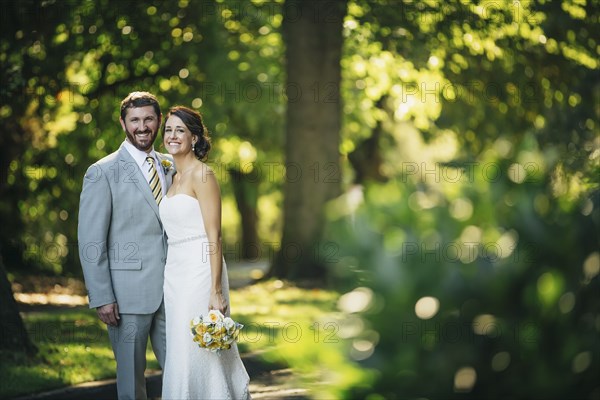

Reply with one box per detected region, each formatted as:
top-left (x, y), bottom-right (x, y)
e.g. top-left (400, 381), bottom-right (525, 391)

top-left (123, 140), bottom-right (166, 196)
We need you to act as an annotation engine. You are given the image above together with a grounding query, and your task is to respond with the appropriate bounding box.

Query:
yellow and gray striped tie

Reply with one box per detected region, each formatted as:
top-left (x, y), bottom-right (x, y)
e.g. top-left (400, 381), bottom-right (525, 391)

top-left (146, 156), bottom-right (163, 205)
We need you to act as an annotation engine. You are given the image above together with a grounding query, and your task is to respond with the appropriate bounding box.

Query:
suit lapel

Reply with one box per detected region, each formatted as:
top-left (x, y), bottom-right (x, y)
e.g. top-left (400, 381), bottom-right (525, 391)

top-left (117, 146), bottom-right (161, 219)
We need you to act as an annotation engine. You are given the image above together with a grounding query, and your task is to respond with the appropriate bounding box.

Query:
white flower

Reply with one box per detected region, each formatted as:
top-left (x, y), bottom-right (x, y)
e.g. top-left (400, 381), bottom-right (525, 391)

top-left (224, 317), bottom-right (235, 332)
top-left (207, 309), bottom-right (224, 324)
top-left (203, 332), bottom-right (213, 344)
top-left (192, 316), bottom-right (201, 326)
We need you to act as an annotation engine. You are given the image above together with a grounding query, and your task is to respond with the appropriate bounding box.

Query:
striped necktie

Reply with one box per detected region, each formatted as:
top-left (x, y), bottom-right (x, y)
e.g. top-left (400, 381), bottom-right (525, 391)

top-left (146, 156), bottom-right (163, 205)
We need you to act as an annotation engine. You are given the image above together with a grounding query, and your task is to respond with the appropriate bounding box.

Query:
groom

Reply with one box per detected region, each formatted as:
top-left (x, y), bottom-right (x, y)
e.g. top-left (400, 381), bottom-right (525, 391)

top-left (78, 91), bottom-right (174, 399)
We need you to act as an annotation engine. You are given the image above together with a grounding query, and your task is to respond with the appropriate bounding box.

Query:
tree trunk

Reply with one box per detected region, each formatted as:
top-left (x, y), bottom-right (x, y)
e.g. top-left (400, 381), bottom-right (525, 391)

top-left (0, 251), bottom-right (37, 355)
top-left (269, 0), bottom-right (347, 281)
top-left (228, 168), bottom-right (260, 260)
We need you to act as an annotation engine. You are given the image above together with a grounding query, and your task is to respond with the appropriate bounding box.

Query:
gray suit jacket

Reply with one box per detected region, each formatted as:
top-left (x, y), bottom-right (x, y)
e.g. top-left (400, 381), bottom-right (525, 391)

top-left (78, 143), bottom-right (175, 314)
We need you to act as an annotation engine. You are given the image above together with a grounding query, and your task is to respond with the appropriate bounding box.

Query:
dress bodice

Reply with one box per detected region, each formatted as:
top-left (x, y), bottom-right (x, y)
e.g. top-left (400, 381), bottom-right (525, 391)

top-left (159, 194), bottom-right (207, 244)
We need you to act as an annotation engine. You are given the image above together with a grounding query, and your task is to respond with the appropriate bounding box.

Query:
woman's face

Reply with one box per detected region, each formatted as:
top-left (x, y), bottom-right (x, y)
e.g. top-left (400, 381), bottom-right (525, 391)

top-left (163, 115), bottom-right (196, 155)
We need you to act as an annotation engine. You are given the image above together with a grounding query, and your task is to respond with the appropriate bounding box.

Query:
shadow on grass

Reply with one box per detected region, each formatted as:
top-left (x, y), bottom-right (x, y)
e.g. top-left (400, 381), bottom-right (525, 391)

top-left (4, 308), bottom-right (300, 399)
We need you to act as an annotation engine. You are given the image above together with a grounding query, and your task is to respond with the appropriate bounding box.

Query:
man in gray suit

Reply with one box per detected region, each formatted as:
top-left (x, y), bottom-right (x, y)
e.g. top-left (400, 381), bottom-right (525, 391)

top-left (78, 91), bottom-right (175, 399)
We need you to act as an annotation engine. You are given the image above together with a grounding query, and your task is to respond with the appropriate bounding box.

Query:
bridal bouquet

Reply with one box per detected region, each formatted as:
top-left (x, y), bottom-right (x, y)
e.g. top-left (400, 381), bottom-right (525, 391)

top-left (190, 310), bottom-right (243, 353)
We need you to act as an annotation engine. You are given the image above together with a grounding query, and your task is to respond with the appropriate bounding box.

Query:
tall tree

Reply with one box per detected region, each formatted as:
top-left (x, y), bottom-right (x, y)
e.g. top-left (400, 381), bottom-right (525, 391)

top-left (0, 0), bottom-right (75, 357)
top-left (269, 0), bottom-right (347, 281)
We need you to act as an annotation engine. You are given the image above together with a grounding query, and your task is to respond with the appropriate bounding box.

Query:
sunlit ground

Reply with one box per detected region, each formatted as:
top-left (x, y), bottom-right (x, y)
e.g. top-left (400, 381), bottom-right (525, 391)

top-left (13, 292), bottom-right (88, 307)
top-left (11, 260), bottom-right (270, 308)
top-left (11, 276), bottom-right (88, 307)
top-left (231, 281), bottom-right (367, 398)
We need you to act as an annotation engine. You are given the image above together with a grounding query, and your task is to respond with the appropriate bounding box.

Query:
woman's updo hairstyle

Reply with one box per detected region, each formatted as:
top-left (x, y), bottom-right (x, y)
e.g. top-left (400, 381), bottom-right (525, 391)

top-left (165, 106), bottom-right (211, 161)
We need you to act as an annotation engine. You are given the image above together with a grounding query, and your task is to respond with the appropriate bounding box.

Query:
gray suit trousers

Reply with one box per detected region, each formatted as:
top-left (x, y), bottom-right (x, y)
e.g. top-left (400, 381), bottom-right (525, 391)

top-left (108, 301), bottom-right (166, 400)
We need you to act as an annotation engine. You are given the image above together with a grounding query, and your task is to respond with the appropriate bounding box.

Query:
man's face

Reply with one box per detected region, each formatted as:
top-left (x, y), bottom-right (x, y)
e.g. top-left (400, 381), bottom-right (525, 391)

top-left (120, 105), bottom-right (161, 152)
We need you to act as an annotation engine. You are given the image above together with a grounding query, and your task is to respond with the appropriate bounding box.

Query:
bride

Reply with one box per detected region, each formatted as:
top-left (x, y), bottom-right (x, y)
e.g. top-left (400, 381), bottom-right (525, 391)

top-left (159, 105), bottom-right (250, 399)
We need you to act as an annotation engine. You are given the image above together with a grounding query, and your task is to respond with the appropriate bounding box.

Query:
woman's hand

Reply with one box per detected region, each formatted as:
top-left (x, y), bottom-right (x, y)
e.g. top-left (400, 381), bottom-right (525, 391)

top-left (208, 290), bottom-right (228, 315)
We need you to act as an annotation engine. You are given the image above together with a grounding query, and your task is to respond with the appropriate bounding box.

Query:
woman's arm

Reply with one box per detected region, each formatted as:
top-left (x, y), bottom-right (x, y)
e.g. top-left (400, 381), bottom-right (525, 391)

top-left (192, 163), bottom-right (227, 314)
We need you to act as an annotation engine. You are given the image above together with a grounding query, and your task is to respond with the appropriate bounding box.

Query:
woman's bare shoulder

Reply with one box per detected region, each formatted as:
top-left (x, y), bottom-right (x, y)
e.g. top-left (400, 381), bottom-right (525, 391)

top-left (191, 161), bottom-right (218, 185)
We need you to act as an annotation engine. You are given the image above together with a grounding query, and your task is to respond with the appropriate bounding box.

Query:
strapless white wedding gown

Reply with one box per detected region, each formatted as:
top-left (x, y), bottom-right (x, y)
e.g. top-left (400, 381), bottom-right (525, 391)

top-left (160, 194), bottom-right (250, 400)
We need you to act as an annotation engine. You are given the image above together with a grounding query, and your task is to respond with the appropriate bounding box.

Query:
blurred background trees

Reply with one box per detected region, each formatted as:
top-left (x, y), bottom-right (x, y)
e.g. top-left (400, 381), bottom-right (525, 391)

top-left (1, 0), bottom-right (287, 277)
top-left (270, 0), bottom-right (346, 280)
top-left (326, 1), bottom-right (599, 398)
top-left (1, 0), bottom-right (598, 397)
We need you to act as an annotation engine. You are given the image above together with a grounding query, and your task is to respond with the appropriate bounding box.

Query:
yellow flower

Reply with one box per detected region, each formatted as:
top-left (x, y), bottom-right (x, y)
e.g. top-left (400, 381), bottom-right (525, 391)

top-left (161, 159), bottom-right (173, 174)
top-left (190, 312), bottom-right (243, 353)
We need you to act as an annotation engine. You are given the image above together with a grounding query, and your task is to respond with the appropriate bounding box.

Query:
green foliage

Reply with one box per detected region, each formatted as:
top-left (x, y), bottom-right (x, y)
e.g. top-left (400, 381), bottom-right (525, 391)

top-left (342, 0), bottom-right (598, 175)
top-left (326, 1), bottom-right (600, 397)
top-left (1, 0), bottom-right (286, 274)
top-left (328, 150), bottom-right (599, 398)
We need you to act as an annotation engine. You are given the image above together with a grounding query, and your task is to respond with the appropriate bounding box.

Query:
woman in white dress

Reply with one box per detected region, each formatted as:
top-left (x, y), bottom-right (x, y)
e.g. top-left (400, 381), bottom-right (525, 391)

top-left (159, 106), bottom-right (250, 399)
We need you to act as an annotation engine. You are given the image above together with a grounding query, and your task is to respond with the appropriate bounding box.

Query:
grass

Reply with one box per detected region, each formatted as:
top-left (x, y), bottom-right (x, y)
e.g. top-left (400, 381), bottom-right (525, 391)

top-left (0, 308), bottom-right (162, 398)
top-left (230, 280), bottom-right (368, 398)
top-left (2, 279), bottom-right (361, 399)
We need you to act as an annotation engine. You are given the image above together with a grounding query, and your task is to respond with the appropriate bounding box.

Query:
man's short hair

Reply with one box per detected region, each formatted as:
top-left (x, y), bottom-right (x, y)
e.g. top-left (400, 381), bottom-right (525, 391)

top-left (120, 91), bottom-right (161, 120)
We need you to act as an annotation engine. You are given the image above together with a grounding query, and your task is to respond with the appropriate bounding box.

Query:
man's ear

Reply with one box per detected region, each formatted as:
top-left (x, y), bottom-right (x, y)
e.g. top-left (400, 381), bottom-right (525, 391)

top-left (119, 117), bottom-right (126, 132)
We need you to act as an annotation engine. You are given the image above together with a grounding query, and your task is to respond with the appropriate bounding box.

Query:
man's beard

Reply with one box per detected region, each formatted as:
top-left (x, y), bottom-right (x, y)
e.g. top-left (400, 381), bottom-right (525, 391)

top-left (125, 127), bottom-right (157, 152)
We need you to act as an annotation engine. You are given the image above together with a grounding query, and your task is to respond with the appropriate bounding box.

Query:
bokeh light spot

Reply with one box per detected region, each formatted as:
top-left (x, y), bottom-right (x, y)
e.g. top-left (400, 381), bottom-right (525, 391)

top-left (338, 287), bottom-right (373, 314)
top-left (415, 296), bottom-right (439, 320)
top-left (572, 351), bottom-right (591, 373)
top-left (559, 292), bottom-right (575, 314)
top-left (583, 252), bottom-right (599, 281)
top-left (454, 366), bottom-right (477, 392)
top-left (491, 352), bottom-right (511, 372)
